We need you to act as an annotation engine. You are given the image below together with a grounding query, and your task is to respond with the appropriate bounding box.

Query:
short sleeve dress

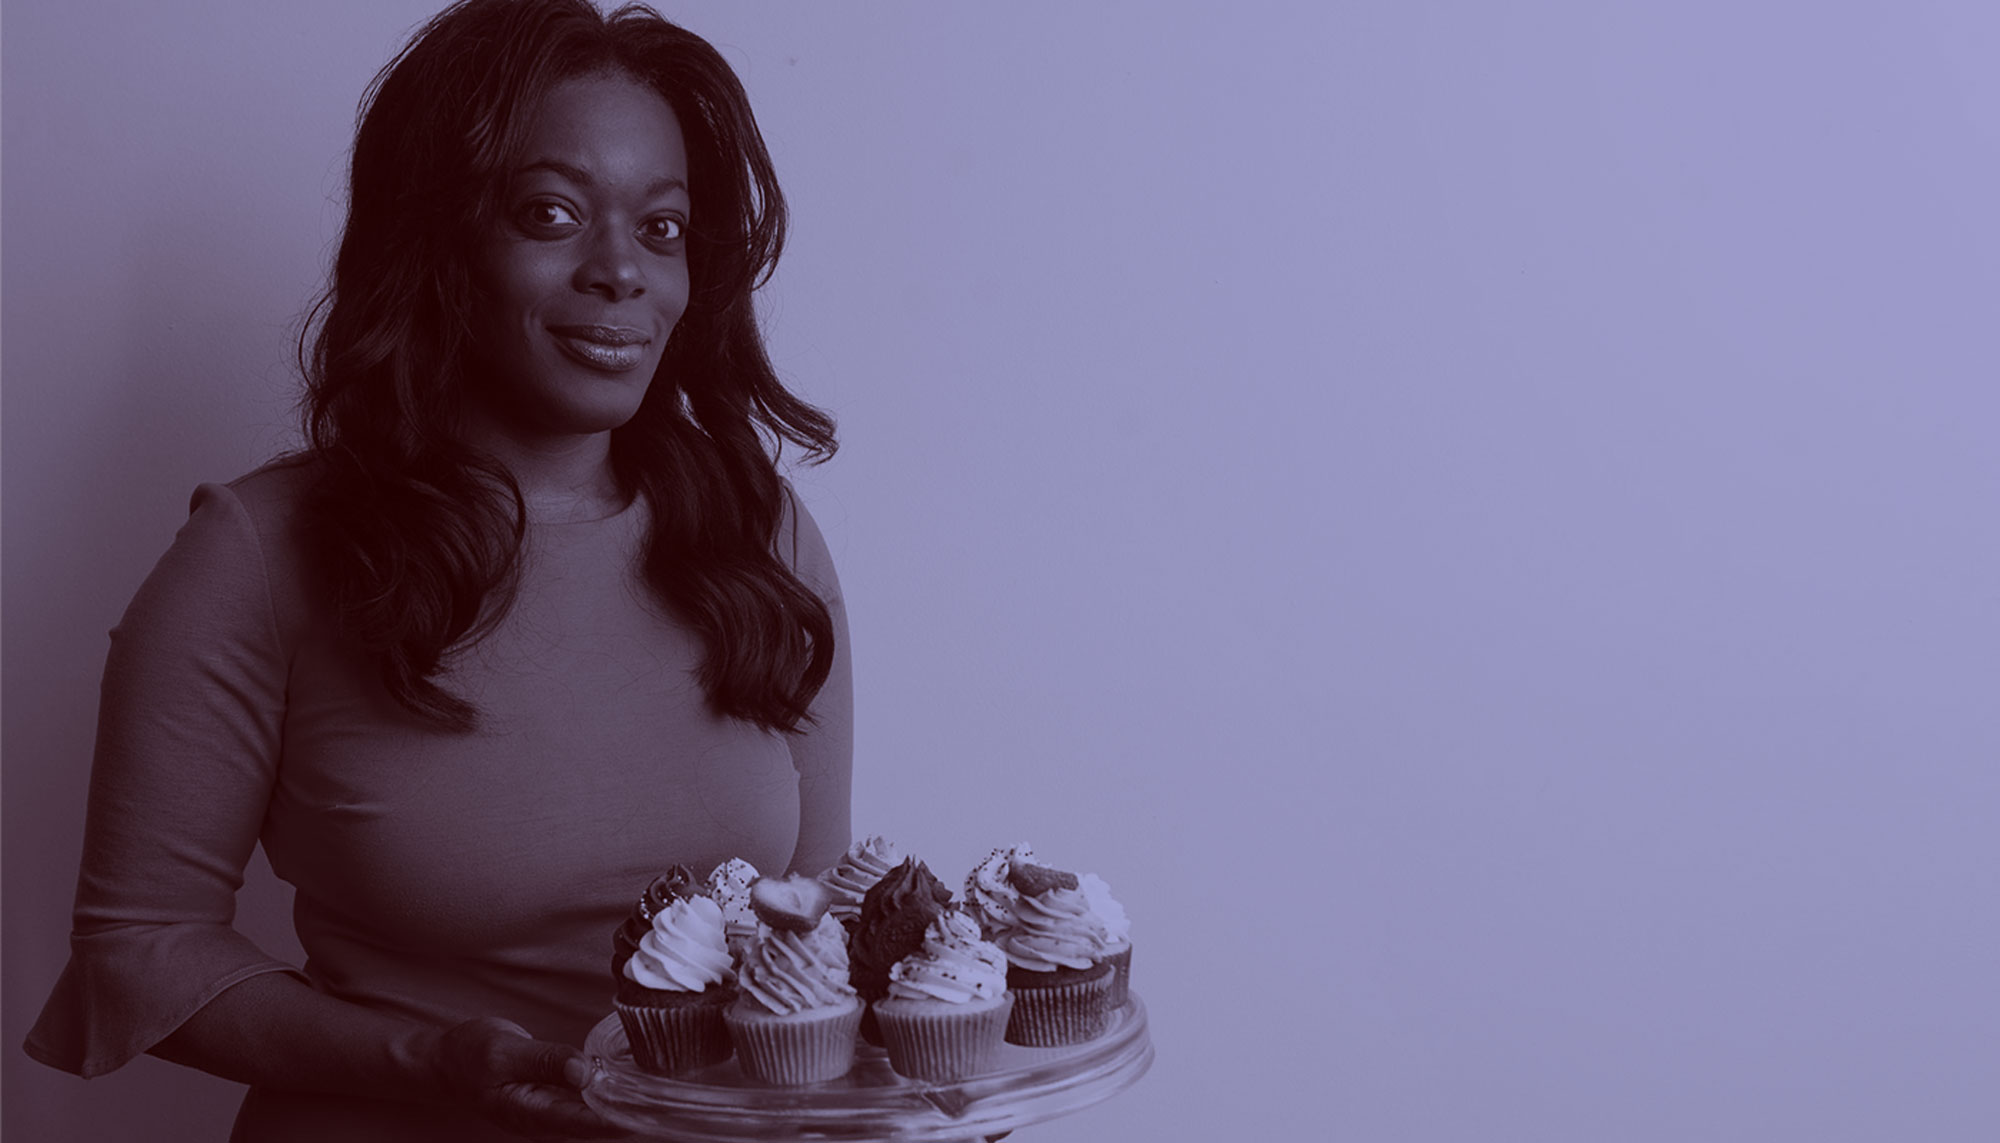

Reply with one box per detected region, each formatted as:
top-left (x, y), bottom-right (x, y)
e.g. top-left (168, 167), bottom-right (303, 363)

top-left (23, 459), bottom-right (854, 1140)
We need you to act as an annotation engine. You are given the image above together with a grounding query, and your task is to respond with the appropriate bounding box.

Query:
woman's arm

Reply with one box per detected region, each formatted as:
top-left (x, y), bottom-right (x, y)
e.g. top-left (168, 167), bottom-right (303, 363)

top-left (154, 973), bottom-right (613, 1138)
top-left (24, 479), bottom-right (619, 1137)
top-left (779, 484), bottom-right (854, 878)
top-left (25, 483), bottom-right (302, 1076)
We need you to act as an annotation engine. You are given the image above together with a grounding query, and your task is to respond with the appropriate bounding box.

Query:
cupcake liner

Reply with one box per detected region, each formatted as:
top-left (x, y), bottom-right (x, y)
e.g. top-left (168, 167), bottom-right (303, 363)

top-left (614, 995), bottom-right (733, 1077)
top-left (1004, 963), bottom-right (1114, 1047)
top-left (1106, 945), bottom-right (1134, 1008)
top-left (724, 999), bottom-right (863, 1085)
top-left (858, 1003), bottom-right (884, 1048)
top-left (874, 994), bottom-right (1014, 1082)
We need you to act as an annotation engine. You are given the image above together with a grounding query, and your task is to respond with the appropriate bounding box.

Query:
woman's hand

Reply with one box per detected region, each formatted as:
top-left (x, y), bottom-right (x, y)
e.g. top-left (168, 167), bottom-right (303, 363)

top-left (430, 1016), bottom-right (628, 1139)
top-left (155, 972), bottom-right (641, 1139)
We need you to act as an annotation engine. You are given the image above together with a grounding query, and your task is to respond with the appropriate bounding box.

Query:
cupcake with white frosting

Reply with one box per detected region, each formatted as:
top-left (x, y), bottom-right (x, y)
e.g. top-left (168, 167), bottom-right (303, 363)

top-left (872, 909), bottom-right (1014, 1081)
top-left (723, 875), bottom-right (863, 1084)
top-left (612, 893), bottom-right (736, 1076)
top-left (818, 834), bottom-right (902, 932)
top-left (962, 842), bottom-right (1038, 939)
top-left (704, 857), bottom-right (761, 960)
top-left (986, 862), bottom-right (1117, 1046)
top-left (1077, 872), bottom-right (1133, 1007)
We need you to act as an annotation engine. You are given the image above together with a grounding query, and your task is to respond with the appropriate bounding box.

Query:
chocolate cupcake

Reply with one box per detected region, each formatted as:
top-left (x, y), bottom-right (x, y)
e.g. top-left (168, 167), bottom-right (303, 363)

top-left (1077, 872), bottom-right (1133, 1007)
top-left (987, 863), bottom-right (1117, 1046)
top-left (849, 858), bottom-right (953, 1044)
top-left (613, 893), bottom-right (736, 1075)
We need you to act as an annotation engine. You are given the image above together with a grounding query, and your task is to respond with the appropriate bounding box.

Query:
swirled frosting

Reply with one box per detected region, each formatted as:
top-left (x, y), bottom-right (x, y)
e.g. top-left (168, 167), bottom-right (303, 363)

top-left (819, 835), bottom-right (902, 923)
top-left (1077, 873), bottom-right (1132, 951)
top-left (991, 884), bottom-right (1114, 972)
top-left (886, 909), bottom-right (1009, 1003)
top-left (962, 842), bottom-right (1037, 938)
top-left (704, 858), bottom-right (761, 948)
top-left (850, 857), bottom-right (954, 1001)
top-left (624, 895), bottom-right (734, 992)
top-left (612, 866), bottom-right (703, 974)
top-left (737, 914), bottom-right (857, 1015)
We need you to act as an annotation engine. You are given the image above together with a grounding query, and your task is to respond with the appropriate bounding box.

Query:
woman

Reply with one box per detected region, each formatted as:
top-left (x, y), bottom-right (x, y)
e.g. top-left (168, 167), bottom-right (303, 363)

top-left (22, 1), bottom-right (852, 1138)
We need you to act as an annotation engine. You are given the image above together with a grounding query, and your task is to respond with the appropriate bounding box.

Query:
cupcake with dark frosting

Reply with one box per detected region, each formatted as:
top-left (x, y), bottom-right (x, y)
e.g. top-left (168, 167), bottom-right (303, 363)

top-left (849, 857), bottom-right (953, 1044)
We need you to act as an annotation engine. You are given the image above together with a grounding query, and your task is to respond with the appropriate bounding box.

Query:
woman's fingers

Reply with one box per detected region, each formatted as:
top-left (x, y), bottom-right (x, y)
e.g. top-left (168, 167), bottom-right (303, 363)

top-left (507, 1033), bottom-right (592, 1090)
top-left (491, 1079), bottom-right (627, 1138)
top-left (444, 1017), bottom-right (584, 1090)
top-left (438, 1017), bottom-right (621, 1137)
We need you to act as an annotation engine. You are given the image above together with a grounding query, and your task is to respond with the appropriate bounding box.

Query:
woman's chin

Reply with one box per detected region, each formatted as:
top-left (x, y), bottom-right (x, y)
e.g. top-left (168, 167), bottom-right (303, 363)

top-left (553, 401), bottom-right (647, 436)
top-left (470, 386), bottom-right (652, 444)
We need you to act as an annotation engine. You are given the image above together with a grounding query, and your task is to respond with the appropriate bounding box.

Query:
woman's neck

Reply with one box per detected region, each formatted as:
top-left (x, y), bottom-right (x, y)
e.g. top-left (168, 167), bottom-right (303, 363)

top-left (460, 416), bottom-right (628, 524)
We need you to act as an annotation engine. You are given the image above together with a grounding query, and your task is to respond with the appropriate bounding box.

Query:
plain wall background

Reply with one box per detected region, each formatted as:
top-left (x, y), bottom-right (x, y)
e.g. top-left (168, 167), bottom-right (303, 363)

top-left (6, 1), bottom-right (1999, 1140)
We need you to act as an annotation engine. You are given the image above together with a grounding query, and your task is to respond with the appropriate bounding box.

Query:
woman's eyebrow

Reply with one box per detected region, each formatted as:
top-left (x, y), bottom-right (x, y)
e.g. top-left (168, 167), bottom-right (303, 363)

top-left (517, 158), bottom-right (687, 198)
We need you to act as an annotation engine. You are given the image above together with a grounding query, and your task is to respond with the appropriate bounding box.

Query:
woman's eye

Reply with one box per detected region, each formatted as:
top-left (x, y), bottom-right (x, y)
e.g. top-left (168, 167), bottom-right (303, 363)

top-left (642, 216), bottom-right (686, 243)
top-left (522, 200), bottom-right (581, 229)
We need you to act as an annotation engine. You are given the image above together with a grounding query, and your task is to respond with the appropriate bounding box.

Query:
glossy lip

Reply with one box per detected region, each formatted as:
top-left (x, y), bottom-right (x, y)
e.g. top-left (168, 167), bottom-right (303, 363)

top-left (548, 325), bottom-right (654, 373)
top-left (548, 324), bottom-right (651, 347)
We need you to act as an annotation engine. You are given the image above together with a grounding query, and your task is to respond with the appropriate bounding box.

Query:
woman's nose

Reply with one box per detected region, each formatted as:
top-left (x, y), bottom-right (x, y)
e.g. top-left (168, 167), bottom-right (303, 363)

top-left (574, 227), bottom-right (646, 300)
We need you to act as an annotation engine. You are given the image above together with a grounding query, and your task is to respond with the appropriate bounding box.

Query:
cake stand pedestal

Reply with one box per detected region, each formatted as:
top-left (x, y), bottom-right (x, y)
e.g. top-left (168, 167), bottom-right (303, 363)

top-left (583, 992), bottom-right (1153, 1142)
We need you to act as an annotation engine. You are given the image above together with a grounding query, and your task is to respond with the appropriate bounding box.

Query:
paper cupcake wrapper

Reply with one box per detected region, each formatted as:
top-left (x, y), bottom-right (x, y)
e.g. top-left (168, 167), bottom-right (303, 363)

top-left (1004, 966), bottom-right (1114, 1047)
top-left (874, 995), bottom-right (1015, 1082)
top-left (858, 1002), bottom-right (885, 1048)
top-left (724, 1001), bottom-right (863, 1085)
top-left (614, 998), bottom-right (733, 1077)
top-left (1107, 945), bottom-right (1134, 1008)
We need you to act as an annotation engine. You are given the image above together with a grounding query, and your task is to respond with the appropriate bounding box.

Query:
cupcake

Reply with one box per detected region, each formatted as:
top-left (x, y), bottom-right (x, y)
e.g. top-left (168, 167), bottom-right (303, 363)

top-left (613, 893), bottom-right (736, 1076)
top-left (818, 835), bottom-right (902, 932)
top-left (848, 857), bottom-right (953, 1044)
top-left (873, 909), bottom-right (1014, 1082)
top-left (611, 865), bottom-right (703, 977)
top-left (1077, 872), bottom-right (1133, 1007)
top-left (704, 857), bottom-right (761, 961)
top-left (963, 842), bottom-right (1038, 939)
top-left (988, 863), bottom-right (1117, 1047)
top-left (724, 875), bottom-right (863, 1084)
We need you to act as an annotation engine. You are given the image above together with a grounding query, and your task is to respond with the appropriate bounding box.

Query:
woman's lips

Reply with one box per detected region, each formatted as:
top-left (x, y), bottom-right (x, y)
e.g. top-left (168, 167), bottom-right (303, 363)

top-left (548, 325), bottom-right (651, 372)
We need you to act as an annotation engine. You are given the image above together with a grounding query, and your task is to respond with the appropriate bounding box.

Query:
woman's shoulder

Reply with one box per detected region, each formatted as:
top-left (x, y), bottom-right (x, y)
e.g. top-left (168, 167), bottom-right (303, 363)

top-left (184, 454), bottom-right (328, 557)
top-left (211, 453), bottom-right (322, 523)
top-left (775, 478), bottom-right (841, 604)
top-left (101, 458), bottom-right (322, 662)
top-left (158, 455), bottom-right (328, 629)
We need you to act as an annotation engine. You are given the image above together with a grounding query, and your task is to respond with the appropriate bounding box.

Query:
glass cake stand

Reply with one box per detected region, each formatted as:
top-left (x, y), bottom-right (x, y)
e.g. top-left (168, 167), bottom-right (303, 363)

top-left (583, 993), bottom-right (1153, 1142)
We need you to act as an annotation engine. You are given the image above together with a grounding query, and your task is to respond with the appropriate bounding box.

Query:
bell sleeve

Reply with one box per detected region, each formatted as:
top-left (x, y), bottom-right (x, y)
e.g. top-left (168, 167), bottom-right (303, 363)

top-left (23, 481), bottom-right (308, 1078)
top-left (777, 481), bottom-right (854, 878)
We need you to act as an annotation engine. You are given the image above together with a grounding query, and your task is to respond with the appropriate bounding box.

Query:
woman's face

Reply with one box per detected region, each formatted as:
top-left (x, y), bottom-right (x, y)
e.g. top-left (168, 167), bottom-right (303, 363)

top-left (473, 72), bottom-right (691, 441)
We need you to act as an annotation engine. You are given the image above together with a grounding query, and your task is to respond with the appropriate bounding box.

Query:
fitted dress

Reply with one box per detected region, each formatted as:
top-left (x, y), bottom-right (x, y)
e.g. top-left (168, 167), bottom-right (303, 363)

top-left (23, 459), bottom-right (854, 1140)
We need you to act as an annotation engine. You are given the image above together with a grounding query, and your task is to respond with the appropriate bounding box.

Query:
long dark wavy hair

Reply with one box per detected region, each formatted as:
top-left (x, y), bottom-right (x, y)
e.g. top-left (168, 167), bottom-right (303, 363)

top-left (299, 0), bottom-right (836, 734)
